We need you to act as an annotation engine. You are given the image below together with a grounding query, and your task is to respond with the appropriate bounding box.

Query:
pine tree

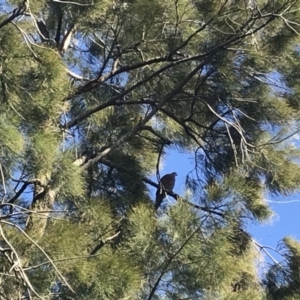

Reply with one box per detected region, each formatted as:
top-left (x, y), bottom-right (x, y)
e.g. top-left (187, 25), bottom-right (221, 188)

top-left (1, 0), bottom-right (300, 299)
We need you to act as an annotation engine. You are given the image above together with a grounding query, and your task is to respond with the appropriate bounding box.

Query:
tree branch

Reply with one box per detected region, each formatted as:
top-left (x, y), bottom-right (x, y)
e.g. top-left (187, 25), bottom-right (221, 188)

top-left (89, 231), bottom-right (121, 256)
top-left (81, 62), bottom-right (206, 169)
top-left (147, 222), bottom-right (204, 300)
top-left (98, 158), bottom-right (224, 217)
top-left (2, 220), bottom-right (75, 293)
top-left (0, 1), bottom-right (28, 30)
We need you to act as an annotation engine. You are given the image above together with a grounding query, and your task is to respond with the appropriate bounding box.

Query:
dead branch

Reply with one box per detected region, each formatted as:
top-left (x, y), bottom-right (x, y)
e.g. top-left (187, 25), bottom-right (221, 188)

top-left (0, 0), bottom-right (28, 30)
top-left (89, 231), bottom-right (121, 255)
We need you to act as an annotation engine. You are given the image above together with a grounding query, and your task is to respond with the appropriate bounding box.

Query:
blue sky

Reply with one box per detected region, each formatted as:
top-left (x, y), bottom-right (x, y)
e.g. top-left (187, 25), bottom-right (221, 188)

top-left (150, 149), bottom-right (300, 263)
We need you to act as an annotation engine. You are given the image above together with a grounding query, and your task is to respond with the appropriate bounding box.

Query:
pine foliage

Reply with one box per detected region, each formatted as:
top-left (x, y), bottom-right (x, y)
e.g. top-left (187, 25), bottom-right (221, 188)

top-left (1, 0), bottom-right (300, 299)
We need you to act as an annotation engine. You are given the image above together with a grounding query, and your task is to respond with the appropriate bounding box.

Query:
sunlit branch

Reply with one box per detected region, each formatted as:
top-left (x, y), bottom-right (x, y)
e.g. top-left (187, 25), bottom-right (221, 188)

top-left (0, 222), bottom-right (43, 299)
top-left (52, 0), bottom-right (93, 6)
top-left (1, 220), bottom-right (75, 293)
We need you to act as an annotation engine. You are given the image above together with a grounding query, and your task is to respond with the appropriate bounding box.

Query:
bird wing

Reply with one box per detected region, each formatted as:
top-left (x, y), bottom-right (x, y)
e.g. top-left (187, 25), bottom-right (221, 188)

top-left (160, 173), bottom-right (176, 192)
top-left (155, 173), bottom-right (176, 210)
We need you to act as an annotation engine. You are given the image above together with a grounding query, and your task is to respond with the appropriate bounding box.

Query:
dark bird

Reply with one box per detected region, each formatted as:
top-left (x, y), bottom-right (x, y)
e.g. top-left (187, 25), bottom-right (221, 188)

top-left (155, 172), bottom-right (177, 210)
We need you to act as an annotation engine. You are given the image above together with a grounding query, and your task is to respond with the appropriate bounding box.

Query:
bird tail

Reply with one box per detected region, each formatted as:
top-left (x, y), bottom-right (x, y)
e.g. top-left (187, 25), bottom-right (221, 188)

top-left (155, 188), bottom-right (166, 210)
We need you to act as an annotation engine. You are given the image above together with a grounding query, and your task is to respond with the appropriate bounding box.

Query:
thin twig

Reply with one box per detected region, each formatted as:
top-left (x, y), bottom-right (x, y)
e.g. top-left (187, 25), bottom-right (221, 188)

top-left (23, 252), bottom-right (104, 271)
top-left (0, 163), bottom-right (7, 201)
top-left (0, 222), bottom-right (43, 299)
top-left (52, 0), bottom-right (93, 5)
top-left (1, 220), bottom-right (75, 294)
